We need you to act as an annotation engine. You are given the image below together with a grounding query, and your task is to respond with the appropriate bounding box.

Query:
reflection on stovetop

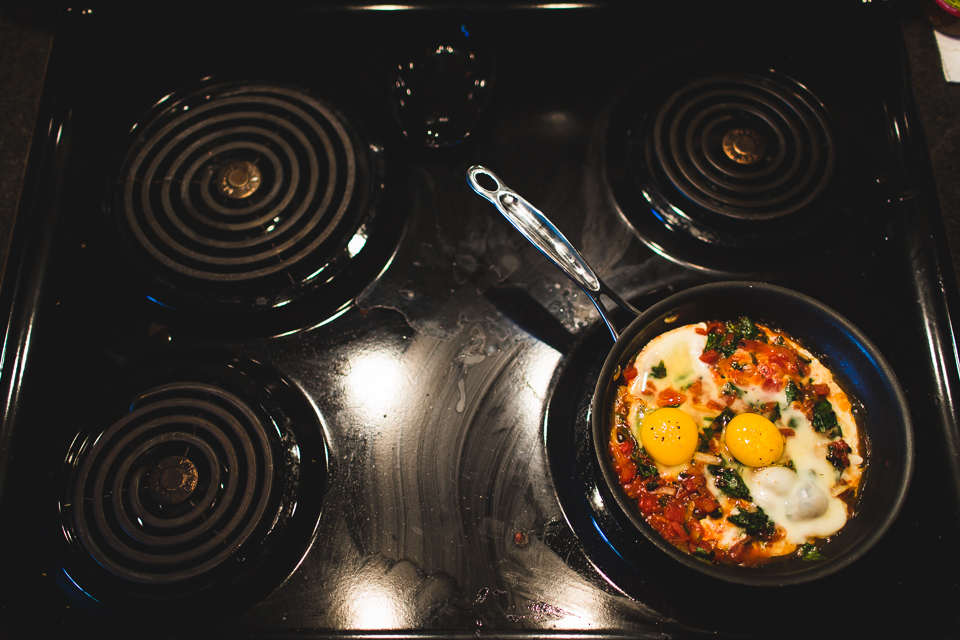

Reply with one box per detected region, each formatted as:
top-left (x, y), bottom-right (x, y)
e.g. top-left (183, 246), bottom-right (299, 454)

top-left (1, 3), bottom-right (959, 638)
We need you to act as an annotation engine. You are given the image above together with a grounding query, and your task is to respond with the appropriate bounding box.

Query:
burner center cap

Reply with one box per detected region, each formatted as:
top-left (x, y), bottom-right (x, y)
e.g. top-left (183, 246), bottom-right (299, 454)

top-left (218, 161), bottom-right (262, 199)
top-left (722, 128), bottom-right (766, 165)
top-left (147, 456), bottom-right (199, 505)
top-left (228, 168), bottom-right (250, 188)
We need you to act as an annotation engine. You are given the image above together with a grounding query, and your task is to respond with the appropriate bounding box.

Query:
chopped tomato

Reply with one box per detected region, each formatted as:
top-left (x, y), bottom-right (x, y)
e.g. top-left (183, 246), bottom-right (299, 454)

top-left (664, 500), bottom-right (686, 523)
top-left (699, 349), bottom-right (720, 365)
top-left (686, 517), bottom-right (704, 544)
top-left (668, 521), bottom-right (688, 542)
top-left (699, 321), bottom-right (726, 336)
top-left (687, 379), bottom-right (703, 400)
top-left (623, 475), bottom-right (646, 499)
top-left (638, 495), bottom-right (659, 515)
top-left (657, 387), bottom-right (686, 407)
top-left (694, 495), bottom-right (719, 514)
top-left (608, 441), bottom-right (637, 484)
top-left (761, 377), bottom-right (781, 392)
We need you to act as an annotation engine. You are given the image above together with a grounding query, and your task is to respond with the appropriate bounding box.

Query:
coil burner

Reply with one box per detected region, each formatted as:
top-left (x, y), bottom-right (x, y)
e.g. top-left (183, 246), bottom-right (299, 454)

top-left (110, 78), bottom-right (398, 335)
top-left (58, 355), bottom-right (328, 620)
top-left (603, 66), bottom-right (843, 273)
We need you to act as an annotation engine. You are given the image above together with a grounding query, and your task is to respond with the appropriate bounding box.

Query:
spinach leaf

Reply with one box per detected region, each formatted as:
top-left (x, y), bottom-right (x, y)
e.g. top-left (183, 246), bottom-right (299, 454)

top-left (708, 465), bottom-right (751, 500)
top-left (826, 440), bottom-right (851, 470)
top-left (799, 542), bottom-right (825, 561)
top-left (704, 332), bottom-right (726, 355)
top-left (728, 507), bottom-right (775, 537)
top-left (721, 382), bottom-right (742, 398)
top-left (728, 316), bottom-right (760, 341)
top-left (697, 424), bottom-right (717, 452)
top-left (651, 360), bottom-right (667, 379)
top-left (784, 381), bottom-right (799, 405)
top-left (634, 449), bottom-right (660, 479)
top-left (812, 400), bottom-right (842, 438)
top-left (764, 402), bottom-right (781, 422)
top-left (712, 407), bottom-right (736, 431)
top-left (703, 316), bottom-right (762, 360)
top-left (692, 545), bottom-right (714, 560)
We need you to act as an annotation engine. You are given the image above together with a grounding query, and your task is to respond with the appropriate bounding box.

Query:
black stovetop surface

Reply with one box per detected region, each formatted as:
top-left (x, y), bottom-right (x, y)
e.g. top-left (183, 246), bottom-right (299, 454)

top-left (2, 3), bottom-right (959, 637)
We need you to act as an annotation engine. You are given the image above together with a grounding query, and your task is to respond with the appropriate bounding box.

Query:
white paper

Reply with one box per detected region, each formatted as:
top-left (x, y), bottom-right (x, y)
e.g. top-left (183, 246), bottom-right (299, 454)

top-left (934, 28), bottom-right (960, 82)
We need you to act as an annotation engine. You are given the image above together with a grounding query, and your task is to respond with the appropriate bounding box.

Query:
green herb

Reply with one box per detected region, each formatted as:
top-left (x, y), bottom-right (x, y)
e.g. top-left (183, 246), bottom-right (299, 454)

top-left (721, 382), bottom-right (742, 398)
top-left (702, 316), bottom-right (763, 360)
top-left (637, 461), bottom-right (659, 478)
top-left (728, 316), bottom-right (760, 341)
top-left (784, 381), bottom-right (799, 405)
top-left (826, 440), bottom-right (851, 470)
top-left (713, 407), bottom-right (736, 431)
top-left (708, 465), bottom-right (751, 500)
top-left (731, 361), bottom-right (744, 371)
top-left (765, 403), bottom-right (781, 422)
top-left (704, 332), bottom-right (728, 356)
top-left (728, 507), bottom-right (775, 537)
top-left (812, 400), bottom-right (842, 438)
top-left (799, 542), bottom-right (825, 561)
top-left (697, 424), bottom-right (717, 452)
top-left (693, 545), bottom-right (714, 559)
top-left (635, 448), bottom-right (660, 479)
top-left (651, 360), bottom-right (667, 379)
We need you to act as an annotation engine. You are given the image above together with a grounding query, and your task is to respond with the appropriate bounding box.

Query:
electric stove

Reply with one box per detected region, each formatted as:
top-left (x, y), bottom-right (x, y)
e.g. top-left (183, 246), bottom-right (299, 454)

top-left (2, 2), bottom-right (959, 637)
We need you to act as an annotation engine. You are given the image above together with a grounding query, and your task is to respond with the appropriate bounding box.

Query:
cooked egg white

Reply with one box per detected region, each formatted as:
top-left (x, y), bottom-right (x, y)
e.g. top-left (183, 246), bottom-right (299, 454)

top-left (626, 323), bottom-right (721, 440)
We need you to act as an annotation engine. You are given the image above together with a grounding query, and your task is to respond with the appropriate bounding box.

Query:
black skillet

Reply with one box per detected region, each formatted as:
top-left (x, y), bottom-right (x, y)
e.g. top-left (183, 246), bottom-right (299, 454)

top-left (467, 165), bottom-right (914, 586)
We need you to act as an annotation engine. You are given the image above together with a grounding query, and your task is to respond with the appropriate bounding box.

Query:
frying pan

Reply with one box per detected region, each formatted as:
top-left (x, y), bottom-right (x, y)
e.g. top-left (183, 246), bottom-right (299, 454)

top-left (467, 165), bottom-right (914, 586)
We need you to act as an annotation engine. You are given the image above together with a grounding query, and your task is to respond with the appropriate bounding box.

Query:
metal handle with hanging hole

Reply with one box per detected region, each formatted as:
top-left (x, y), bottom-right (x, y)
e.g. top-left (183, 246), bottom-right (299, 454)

top-left (466, 165), bottom-right (639, 340)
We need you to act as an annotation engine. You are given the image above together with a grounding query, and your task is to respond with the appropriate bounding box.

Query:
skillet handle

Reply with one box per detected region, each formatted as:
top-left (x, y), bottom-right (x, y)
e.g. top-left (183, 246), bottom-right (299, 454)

top-left (466, 165), bottom-right (639, 340)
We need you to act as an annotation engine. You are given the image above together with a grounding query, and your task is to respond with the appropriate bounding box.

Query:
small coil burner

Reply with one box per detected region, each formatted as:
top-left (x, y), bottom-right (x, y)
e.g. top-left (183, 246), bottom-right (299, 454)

top-left (110, 78), bottom-right (399, 335)
top-left (603, 64), bottom-right (844, 273)
top-left (58, 355), bottom-right (328, 620)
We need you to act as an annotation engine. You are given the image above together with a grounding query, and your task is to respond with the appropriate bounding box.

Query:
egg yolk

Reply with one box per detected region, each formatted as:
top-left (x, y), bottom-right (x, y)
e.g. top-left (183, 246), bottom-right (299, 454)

top-left (639, 407), bottom-right (698, 466)
top-left (724, 413), bottom-right (784, 467)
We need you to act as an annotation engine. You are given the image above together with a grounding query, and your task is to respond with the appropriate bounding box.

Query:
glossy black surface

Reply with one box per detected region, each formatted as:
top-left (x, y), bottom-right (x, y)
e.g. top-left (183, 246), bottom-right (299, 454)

top-left (1, 3), bottom-right (959, 637)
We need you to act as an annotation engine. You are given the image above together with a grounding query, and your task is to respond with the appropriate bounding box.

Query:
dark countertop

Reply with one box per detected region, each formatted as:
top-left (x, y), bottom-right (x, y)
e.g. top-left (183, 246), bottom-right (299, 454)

top-left (0, 6), bottom-right (50, 286)
top-left (0, 9), bottom-right (958, 309)
top-left (903, 16), bottom-right (960, 299)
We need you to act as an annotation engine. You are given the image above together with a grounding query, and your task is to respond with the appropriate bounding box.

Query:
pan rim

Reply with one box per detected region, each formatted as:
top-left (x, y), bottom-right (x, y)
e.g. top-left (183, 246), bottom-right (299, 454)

top-left (589, 280), bottom-right (914, 586)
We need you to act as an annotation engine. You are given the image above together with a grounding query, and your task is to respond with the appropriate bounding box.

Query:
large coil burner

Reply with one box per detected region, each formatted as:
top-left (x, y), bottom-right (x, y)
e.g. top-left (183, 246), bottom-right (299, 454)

top-left (604, 64), bottom-right (845, 273)
top-left (58, 355), bottom-right (328, 619)
top-left (110, 78), bottom-right (397, 334)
